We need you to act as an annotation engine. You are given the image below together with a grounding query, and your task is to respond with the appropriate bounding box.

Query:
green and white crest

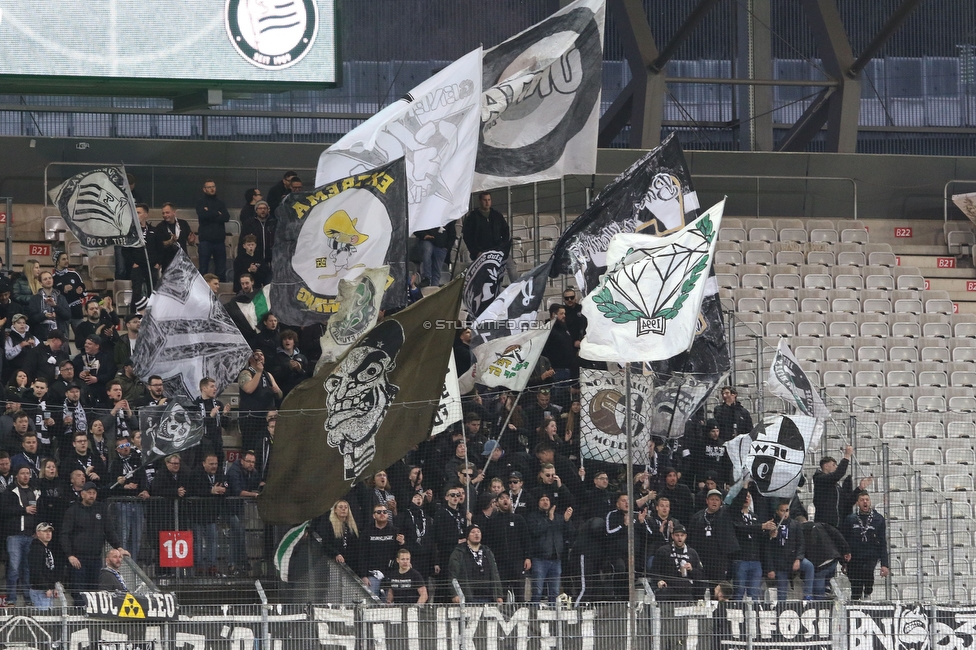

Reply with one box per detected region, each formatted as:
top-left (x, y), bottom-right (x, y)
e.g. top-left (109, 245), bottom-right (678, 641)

top-left (579, 199), bottom-right (725, 363)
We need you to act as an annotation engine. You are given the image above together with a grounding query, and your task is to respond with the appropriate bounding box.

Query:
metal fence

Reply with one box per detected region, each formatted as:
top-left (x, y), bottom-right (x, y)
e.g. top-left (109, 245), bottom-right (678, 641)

top-left (4, 599), bottom-right (976, 650)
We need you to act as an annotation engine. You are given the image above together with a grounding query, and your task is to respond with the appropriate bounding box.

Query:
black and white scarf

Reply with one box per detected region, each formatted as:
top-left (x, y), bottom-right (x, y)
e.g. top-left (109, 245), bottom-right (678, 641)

top-left (741, 511), bottom-right (755, 540)
top-left (44, 544), bottom-right (55, 571)
top-left (852, 510), bottom-right (876, 543)
top-left (407, 507), bottom-right (427, 542)
top-left (670, 543), bottom-right (691, 572)
top-left (63, 398), bottom-right (88, 433)
top-left (468, 545), bottom-right (485, 570)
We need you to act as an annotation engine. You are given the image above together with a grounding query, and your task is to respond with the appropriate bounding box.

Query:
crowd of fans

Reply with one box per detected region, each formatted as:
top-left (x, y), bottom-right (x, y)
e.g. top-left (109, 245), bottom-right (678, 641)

top-left (0, 174), bottom-right (890, 608)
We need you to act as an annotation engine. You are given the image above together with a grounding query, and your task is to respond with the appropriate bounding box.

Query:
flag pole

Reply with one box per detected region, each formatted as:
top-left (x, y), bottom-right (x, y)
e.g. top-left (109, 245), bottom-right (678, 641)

top-left (624, 362), bottom-right (636, 645)
top-left (480, 387), bottom-right (527, 477)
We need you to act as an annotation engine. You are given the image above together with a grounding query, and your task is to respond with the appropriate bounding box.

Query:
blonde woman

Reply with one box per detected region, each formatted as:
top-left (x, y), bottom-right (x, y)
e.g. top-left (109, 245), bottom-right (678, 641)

top-left (314, 500), bottom-right (362, 575)
top-left (12, 259), bottom-right (42, 310)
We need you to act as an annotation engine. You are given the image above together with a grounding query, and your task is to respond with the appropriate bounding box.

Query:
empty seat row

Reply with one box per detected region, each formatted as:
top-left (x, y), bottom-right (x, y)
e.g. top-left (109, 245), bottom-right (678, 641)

top-left (720, 224), bottom-right (869, 245)
top-left (716, 247), bottom-right (897, 268)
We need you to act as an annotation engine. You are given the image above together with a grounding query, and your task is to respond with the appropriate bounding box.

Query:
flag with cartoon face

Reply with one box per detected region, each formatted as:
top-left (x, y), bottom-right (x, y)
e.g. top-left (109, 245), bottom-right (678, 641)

top-left (48, 166), bottom-right (143, 253)
top-left (259, 278), bottom-right (463, 525)
top-left (271, 160), bottom-right (408, 327)
top-left (139, 399), bottom-right (205, 466)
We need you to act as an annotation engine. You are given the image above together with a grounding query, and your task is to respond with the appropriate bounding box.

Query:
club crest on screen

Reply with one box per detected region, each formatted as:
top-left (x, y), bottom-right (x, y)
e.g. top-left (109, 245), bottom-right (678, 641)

top-left (226, 0), bottom-right (319, 70)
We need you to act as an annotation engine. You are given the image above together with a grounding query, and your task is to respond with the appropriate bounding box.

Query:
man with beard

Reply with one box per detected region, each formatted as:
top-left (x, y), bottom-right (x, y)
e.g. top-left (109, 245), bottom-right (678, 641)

top-left (238, 349), bottom-right (282, 469)
top-left (61, 481), bottom-right (128, 600)
top-left (10, 432), bottom-right (41, 478)
top-left (483, 491), bottom-right (530, 601)
top-left (22, 378), bottom-right (56, 456)
top-left (0, 453), bottom-right (13, 491)
top-left (74, 300), bottom-right (113, 353)
top-left (240, 200), bottom-right (276, 265)
top-left (687, 489), bottom-right (740, 590)
top-left (360, 504), bottom-right (404, 597)
top-left (60, 432), bottom-right (106, 488)
top-left (150, 202), bottom-right (196, 272)
top-left (108, 437), bottom-right (149, 565)
top-left (651, 523), bottom-right (704, 601)
top-left (266, 171), bottom-right (297, 211)
top-left (688, 420), bottom-right (732, 489)
top-left (433, 487), bottom-right (467, 601)
top-left (713, 387), bottom-right (753, 442)
top-left (449, 524), bottom-right (504, 603)
top-left (581, 470), bottom-right (615, 521)
top-left (121, 203), bottom-right (156, 309)
top-left (2, 466), bottom-right (41, 605)
top-left (658, 467), bottom-right (695, 527)
top-left (114, 313), bottom-right (142, 367)
top-left (763, 499), bottom-right (813, 601)
top-left (73, 335), bottom-right (116, 408)
top-left (840, 491), bottom-right (889, 600)
top-left (561, 289), bottom-right (587, 343)
top-left (541, 305), bottom-right (578, 403)
top-left (195, 377), bottom-right (229, 465)
top-left (134, 375), bottom-right (168, 410)
top-left (49, 360), bottom-right (80, 406)
top-left (522, 388), bottom-right (562, 438)
top-left (195, 179), bottom-right (231, 281)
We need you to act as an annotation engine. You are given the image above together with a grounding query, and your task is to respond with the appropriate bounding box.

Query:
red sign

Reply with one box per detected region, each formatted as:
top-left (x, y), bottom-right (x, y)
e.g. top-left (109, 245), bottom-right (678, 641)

top-left (159, 531), bottom-right (194, 568)
top-left (895, 256), bottom-right (901, 266)
top-left (937, 257), bottom-right (956, 268)
top-left (954, 303), bottom-right (960, 314)
top-left (894, 227), bottom-right (913, 238)
top-left (226, 449), bottom-right (242, 464)
top-left (29, 243), bottom-right (51, 257)
top-left (924, 279), bottom-right (930, 290)
top-left (0, 212), bottom-right (6, 223)
top-left (967, 281), bottom-right (976, 292)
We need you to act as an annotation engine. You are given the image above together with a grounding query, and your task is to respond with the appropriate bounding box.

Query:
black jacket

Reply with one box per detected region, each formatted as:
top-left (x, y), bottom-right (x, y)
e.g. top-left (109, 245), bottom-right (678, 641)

top-left (461, 208), bottom-right (510, 258)
top-left (1, 483), bottom-right (40, 537)
top-left (150, 219), bottom-right (193, 269)
top-left (840, 509), bottom-right (888, 567)
top-left (29, 539), bottom-right (61, 591)
top-left (651, 542), bottom-right (704, 601)
top-left (763, 516), bottom-right (805, 572)
top-left (799, 520), bottom-right (850, 568)
top-left (195, 194), bottom-right (231, 242)
top-left (812, 459), bottom-right (852, 528)
top-left (713, 400), bottom-right (753, 441)
top-left (61, 500), bottom-right (122, 558)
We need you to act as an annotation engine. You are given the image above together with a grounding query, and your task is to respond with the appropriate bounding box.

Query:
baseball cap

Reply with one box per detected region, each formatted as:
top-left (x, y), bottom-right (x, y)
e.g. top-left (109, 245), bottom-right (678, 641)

top-left (508, 471), bottom-right (523, 481)
top-left (707, 489), bottom-right (723, 499)
top-left (35, 522), bottom-right (53, 532)
top-left (482, 440), bottom-right (501, 457)
top-left (124, 312), bottom-right (142, 324)
top-left (82, 481), bottom-right (98, 492)
top-left (671, 523), bottom-right (686, 534)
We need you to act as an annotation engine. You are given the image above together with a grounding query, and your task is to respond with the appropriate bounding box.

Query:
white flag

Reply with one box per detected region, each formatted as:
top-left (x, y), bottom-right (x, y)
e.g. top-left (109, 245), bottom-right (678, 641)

top-left (315, 49), bottom-right (482, 233)
top-left (431, 354), bottom-right (463, 437)
top-left (472, 325), bottom-right (552, 392)
top-left (579, 199), bottom-right (725, 363)
top-left (767, 339), bottom-right (830, 440)
top-left (316, 267), bottom-right (389, 371)
top-left (474, 0), bottom-right (605, 190)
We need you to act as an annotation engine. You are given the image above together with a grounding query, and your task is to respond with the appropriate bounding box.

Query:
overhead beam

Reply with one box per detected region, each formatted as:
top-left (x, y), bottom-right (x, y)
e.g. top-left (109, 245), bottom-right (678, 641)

top-left (600, 0), bottom-right (664, 148)
top-left (850, 0), bottom-right (924, 75)
top-left (651, 0), bottom-right (724, 73)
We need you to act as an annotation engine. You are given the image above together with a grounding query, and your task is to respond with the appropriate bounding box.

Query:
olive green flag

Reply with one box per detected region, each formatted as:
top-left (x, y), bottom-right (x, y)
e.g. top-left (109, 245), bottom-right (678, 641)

top-left (258, 278), bottom-right (463, 525)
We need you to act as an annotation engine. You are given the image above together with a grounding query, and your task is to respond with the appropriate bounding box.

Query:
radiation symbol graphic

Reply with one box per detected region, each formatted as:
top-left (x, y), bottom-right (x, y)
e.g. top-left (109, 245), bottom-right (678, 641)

top-left (119, 593), bottom-right (146, 619)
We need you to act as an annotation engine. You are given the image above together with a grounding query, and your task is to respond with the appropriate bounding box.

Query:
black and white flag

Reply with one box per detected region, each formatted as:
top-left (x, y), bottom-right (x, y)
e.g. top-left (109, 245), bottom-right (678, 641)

top-left (648, 373), bottom-right (717, 440)
top-left (725, 415), bottom-right (822, 498)
top-left (48, 166), bottom-right (143, 252)
top-left (474, 0), bottom-right (605, 190)
top-left (579, 367), bottom-right (655, 465)
top-left (470, 258), bottom-right (552, 346)
top-left (132, 249), bottom-right (252, 399)
top-left (139, 399), bottom-right (205, 467)
top-left (767, 339), bottom-right (829, 428)
top-left (551, 134), bottom-right (699, 293)
top-left (463, 251), bottom-right (506, 318)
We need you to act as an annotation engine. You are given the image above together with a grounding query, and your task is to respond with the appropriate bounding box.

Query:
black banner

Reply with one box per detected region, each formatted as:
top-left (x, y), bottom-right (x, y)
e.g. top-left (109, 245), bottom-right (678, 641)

top-left (81, 591), bottom-right (178, 621)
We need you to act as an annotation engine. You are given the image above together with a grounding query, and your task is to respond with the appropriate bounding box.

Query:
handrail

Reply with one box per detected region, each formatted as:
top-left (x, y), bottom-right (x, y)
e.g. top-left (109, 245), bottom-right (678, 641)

top-left (693, 174), bottom-right (858, 220)
top-left (43, 161), bottom-right (317, 208)
top-left (943, 179), bottom-right (976, 222)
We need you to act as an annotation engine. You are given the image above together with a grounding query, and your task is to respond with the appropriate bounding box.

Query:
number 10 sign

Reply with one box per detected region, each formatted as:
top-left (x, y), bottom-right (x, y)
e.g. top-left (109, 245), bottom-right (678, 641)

top-left (159, 531), bottom-right (194, 567)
